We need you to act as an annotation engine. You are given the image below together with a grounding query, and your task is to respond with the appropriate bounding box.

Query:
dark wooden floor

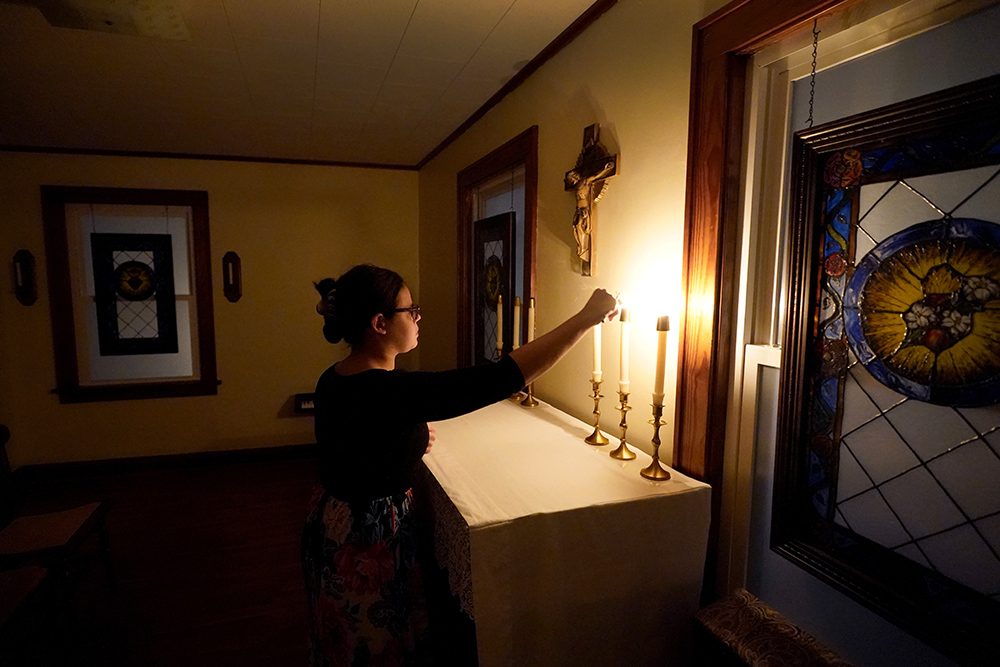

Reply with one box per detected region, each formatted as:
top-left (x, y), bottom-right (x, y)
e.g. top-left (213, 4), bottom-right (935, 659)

top-left (1, 453), bottom-right (319, 666)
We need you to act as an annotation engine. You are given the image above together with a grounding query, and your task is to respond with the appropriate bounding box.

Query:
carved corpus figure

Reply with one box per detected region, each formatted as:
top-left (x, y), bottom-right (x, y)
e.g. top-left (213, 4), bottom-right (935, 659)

top-left (564, 123), bottom-right (619, 275)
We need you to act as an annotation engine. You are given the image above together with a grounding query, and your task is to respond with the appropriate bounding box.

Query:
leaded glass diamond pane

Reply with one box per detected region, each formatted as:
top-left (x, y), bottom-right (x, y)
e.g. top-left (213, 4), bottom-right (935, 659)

top-left (917, 524), bottom-right (1000, 595)
top-left (858, 181), bottom-right (942, 241)
top-left (842, 418), bottom-right (920, 484)
top-left (880, 468), bottom-right (966, 539)
top-left (926, 442), bottom-right (1000, 520)
top-left (909, 165), bottom-right (1000, 215)
top-left (837, 489), bottom-right (910, 549)
top-left (894, 543), bottom-right (931, 568)
top-left (884, 400), bottom-right (977, 461)
top-left (840, 372), bottom-right (882, 434)
top-left (835, 443), bottom-right (871, 501)
top-left (978, 513), bottom-right (1000, 555)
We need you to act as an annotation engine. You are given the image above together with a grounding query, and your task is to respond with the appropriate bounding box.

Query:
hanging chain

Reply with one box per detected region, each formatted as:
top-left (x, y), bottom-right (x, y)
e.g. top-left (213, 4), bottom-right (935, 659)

top-left (807, 19), bottom-right (820, 128)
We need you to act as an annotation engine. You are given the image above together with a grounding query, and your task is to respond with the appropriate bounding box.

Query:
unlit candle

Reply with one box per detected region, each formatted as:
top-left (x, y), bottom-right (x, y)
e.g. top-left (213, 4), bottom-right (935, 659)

top-left (513, 297), bottom-right (521, 349)
top-left (527, 297), bottom-right (535, 343)
top-left (496, 295), bottom-right (503, 350)
top-left (653, 315), bottom-right (670, 405)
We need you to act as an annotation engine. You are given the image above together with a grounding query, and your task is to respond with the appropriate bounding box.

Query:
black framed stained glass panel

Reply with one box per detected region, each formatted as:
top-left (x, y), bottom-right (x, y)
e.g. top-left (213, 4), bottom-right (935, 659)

top-left (776, 74), bottom-right (1000, 664)
top-left (472, 212), bottom-right (515, 365)
top-left (91, 232), bottom-right (178, 356)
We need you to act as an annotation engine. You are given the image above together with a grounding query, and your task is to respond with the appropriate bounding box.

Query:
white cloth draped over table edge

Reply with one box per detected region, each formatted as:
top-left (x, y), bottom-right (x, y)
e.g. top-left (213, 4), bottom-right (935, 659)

top-left (417, 399), bottom-right (712, 667)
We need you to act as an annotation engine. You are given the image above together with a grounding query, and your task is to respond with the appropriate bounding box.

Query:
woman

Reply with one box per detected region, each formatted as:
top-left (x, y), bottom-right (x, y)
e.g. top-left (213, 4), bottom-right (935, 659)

top-left (303, 264), bottom-right (618, 667)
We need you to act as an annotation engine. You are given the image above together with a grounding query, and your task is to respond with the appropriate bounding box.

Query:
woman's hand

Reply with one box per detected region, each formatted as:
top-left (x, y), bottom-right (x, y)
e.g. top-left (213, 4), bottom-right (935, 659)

top-left (425, 423), bottom-right (437, 455)
top-left (581, 288), bottom-right (620, 325)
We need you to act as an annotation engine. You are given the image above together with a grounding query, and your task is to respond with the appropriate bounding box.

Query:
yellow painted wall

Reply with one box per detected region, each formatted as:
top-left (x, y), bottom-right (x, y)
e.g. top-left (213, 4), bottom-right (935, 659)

top-left (418, 0), bottom-right (729, 457)
top-left (0, 152), bottom-right (419, 467)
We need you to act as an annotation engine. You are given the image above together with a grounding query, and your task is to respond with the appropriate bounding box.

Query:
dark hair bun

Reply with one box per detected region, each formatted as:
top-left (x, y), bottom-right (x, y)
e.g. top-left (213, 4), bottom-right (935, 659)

top-left (314, 278), bottom-right (336, 298)
top-left (313, 278), bottom-right (342, 343)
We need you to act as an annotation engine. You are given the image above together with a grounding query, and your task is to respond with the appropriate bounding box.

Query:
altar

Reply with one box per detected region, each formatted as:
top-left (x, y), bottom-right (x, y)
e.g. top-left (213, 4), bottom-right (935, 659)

top-left (418, 398), bottom-right (712, 667)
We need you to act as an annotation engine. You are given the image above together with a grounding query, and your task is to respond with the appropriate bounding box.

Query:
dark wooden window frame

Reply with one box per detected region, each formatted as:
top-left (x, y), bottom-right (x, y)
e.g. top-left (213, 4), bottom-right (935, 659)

top-left (676, 0), bottom-right (861, 593)
top-left (457, 126), bottom-right (539, 366)
top-left (41, 186), bottom-right (218, 403)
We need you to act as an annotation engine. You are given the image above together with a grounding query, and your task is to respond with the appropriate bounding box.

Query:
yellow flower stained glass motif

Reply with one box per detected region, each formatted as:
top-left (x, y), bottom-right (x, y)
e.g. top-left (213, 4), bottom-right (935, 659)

top-left (851, 229), bottom-right (1000, 403)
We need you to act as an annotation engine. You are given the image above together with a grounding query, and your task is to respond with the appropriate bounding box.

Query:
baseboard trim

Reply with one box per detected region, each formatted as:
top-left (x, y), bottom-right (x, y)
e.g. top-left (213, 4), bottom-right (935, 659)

top-left (12, 443), bottom-right (319, 482)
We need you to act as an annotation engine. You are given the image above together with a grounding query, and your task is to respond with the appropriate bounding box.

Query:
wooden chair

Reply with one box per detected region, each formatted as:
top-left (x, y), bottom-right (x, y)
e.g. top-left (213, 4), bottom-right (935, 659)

top-left (0, 425), bottom-right (114, 605)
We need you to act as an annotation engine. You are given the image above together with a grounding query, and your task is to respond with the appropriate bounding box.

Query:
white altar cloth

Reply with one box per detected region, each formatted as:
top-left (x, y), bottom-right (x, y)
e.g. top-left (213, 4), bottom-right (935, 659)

top-left (420, 398), bottom-right (712, 667)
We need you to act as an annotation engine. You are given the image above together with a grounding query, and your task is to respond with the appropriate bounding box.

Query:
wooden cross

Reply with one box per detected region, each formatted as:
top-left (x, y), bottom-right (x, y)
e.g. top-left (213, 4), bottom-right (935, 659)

top-left (564, 123), bottom-right (619, 276)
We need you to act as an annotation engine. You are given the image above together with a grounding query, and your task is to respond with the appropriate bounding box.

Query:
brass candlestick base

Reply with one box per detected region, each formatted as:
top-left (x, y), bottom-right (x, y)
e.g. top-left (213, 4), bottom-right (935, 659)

top-left (641, 403), bottom-right (671, 481)
top-left (584, 379), bottom-right (609, 445)
top-left (520, 382), bottom-right (539, 407)
top-left (610, 390), bottom-right (635, 460)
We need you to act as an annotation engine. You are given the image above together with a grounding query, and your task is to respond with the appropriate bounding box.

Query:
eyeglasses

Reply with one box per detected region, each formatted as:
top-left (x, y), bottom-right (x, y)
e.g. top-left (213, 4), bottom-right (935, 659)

top-left (392, 305), bottom-right (421, 320)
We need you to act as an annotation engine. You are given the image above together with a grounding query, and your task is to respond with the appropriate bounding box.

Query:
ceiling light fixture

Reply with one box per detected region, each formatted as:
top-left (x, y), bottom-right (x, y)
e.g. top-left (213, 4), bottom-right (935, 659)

top-left (28, 0), bottom-right (190, 40)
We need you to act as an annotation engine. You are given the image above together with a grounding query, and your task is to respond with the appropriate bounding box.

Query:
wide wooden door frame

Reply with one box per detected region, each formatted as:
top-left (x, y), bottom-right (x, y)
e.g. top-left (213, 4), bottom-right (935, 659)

top-left (457, 126), bottom-right (539, 366)
top-left (674, 0), bottom-right (858, 594)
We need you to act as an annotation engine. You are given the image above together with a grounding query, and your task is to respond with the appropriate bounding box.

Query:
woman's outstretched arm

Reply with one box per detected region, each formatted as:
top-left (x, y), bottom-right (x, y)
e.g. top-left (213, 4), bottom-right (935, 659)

top-left (509, 289), bottom-right (619, 385)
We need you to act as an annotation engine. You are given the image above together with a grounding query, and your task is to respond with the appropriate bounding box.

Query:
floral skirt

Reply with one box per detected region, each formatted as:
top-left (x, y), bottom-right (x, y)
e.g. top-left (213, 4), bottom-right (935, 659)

top-left (302, 487), bottom-right (431, 667)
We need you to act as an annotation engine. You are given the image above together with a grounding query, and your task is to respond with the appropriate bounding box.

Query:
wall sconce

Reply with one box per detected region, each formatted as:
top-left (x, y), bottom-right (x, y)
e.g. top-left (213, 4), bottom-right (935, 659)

top-left (12, 250), bottom-right (37, 306)
top-left (222, 251), bottom-right (241, 302)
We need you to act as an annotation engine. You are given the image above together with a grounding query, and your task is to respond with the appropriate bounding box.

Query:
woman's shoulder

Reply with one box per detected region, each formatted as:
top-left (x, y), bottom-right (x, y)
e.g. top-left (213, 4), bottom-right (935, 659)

top-left (317, 363), bottom-right (393, 388)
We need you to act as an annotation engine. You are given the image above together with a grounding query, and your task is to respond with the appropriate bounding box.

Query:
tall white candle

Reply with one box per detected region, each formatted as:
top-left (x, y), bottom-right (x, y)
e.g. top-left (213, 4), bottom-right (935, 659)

top-left (513, 297), bottom-right (521, 348)
top-left (496, 294), bottom-right (503, 350)
top-left (592, 323), bottom-right (602, 383)
top-left (527, 297), bottom-right (535, 342)
top-left (619, 308), bottom-right (630, 394)
top-left (653, 315), bottom-right (670, 406)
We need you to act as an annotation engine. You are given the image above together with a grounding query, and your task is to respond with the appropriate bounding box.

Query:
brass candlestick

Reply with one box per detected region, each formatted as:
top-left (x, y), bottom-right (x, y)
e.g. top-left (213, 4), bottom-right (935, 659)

top-left (520, 382), bottom-right (539, 407)
top-left (609, 390), bottom-right (635, 460)
top-left (584, 379), bottom-right (609, 445)
top-left (640, 403), bottom-right (671, 480)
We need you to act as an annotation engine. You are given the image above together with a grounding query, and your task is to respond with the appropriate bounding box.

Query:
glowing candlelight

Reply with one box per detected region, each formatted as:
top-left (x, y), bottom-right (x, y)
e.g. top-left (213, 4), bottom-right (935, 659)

top-left (653, 315), bottom-right (670, 406)
top-left (513, 297), bottom-right (521, 349)
top-left (592, 323), bottom-right (602, 383)
top-left (527, 297), bottom-right (535, 342)
top-left (619, 308), bottom-right (630, 394)
top-left (496, 295), bottom-right (503, 350)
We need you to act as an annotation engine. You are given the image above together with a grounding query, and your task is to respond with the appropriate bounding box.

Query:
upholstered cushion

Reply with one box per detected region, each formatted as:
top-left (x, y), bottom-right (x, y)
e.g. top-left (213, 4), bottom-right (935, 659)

top-left (0, 503), bottom-right (101, 555)
top-left (695, 588), bottom-right (854, 667)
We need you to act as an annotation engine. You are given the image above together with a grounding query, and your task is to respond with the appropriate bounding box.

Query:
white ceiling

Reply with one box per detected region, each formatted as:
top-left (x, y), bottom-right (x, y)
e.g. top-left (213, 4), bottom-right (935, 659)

top-left (0, 0), bottom-right (600, 167)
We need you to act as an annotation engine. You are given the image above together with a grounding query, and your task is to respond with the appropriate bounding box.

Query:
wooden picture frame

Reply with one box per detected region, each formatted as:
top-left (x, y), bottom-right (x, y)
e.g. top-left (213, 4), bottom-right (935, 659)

top-left (41, 186), bottom-right (218, 403)
top-left (775, 74), bottom-right (1000, 665)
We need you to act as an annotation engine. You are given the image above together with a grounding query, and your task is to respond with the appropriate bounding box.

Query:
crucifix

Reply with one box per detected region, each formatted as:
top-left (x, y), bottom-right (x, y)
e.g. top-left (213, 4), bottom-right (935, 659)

top-left (564, 123), bottom-right (619, 276)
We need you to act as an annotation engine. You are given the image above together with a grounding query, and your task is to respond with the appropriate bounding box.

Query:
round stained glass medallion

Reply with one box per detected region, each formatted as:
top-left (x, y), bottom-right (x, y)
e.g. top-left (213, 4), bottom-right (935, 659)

top-left (843, 218), bottom-right (1000, 406)
top-left (114, 260), bottom-right (156, 301)
top-left (483, 255), bottom-right (503, 309)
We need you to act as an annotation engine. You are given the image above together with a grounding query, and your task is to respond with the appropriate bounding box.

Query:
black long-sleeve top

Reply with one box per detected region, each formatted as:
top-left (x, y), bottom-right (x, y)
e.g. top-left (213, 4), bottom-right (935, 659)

top-left (314, 355), bottom-right (525, 502)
